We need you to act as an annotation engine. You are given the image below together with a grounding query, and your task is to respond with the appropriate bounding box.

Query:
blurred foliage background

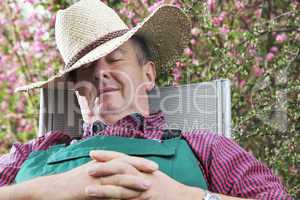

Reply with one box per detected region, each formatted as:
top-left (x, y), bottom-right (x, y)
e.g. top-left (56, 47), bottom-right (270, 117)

top-left (0, 0), bottom-right (299, 198)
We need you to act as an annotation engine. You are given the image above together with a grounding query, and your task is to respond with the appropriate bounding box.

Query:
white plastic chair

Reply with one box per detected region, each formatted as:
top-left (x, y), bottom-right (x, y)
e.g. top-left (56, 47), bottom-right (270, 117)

top-left (38, 79), bottom-right (231, 138)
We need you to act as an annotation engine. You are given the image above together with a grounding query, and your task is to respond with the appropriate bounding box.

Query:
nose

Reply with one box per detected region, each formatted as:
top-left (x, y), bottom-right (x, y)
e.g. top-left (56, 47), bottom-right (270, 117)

top-left (93, 59), bottom-right (112, 84)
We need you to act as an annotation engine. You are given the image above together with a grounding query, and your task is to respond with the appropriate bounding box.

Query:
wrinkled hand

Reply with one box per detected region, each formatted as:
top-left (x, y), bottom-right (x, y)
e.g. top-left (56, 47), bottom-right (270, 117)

top-left (131, 170), bottom-right (190, 200)
top-left (31, 151), bottom-right (158, 200)
top-left (88, 150), bottom-right (191, 200)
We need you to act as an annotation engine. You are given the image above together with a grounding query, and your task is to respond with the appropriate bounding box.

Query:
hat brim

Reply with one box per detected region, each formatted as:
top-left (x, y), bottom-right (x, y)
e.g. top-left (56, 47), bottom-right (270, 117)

top-left (15, 5), bottom-right (191, 92)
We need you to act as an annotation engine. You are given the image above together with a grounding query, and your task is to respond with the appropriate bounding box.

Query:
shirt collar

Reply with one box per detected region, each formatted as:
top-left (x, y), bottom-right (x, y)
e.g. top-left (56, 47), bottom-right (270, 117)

top-left (82, 110), bottom-right (166, 137)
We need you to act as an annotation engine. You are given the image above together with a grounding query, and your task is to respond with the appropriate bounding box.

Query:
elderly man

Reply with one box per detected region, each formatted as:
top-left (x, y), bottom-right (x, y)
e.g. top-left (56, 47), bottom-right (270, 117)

top-left (0, 0), bottom-right (293, 200)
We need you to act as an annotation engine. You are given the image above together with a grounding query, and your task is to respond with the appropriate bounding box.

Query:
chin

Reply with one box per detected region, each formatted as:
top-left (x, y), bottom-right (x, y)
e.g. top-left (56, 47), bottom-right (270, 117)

top-left (100, 103), bottom-right (126, 114)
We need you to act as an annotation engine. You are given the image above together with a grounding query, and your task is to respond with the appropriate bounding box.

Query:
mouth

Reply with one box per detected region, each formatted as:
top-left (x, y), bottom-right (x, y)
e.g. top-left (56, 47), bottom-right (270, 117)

top-left (98, 87), bottom-right (119, 95)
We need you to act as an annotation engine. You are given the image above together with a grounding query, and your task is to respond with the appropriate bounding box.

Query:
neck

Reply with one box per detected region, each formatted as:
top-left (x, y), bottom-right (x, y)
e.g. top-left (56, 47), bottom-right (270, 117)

top-left (99, 107), bottom-right (150, 125)
top-left (83, 97), bottom-right (151, 125)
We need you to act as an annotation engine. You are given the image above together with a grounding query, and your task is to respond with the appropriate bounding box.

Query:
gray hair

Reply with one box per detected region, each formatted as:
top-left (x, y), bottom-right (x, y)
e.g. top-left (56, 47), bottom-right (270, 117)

top-left (130, 35), bottom-right (152, 66)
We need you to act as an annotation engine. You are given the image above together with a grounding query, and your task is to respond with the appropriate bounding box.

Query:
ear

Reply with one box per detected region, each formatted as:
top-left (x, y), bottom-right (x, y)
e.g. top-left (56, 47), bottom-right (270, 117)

top-left (142, 61), bottom-right (156, 92)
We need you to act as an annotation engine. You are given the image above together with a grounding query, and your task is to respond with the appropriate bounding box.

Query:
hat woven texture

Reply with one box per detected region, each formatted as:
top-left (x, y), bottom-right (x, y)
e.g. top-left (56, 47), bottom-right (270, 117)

top-left (16, 0), bottom-right (191, 92)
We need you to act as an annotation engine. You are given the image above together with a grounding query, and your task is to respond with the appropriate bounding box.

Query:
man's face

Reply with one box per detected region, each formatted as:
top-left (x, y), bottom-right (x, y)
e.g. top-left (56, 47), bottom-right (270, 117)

top-left (73, 39), bottom-right (155, 123)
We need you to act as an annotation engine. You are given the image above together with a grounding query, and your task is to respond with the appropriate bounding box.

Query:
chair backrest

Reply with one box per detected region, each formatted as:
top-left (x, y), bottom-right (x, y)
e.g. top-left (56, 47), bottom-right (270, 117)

top-left (38, 79), bottom-right (231, 138)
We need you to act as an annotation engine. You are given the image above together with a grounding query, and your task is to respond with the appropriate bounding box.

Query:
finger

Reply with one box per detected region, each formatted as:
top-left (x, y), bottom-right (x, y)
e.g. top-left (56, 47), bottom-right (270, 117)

top-left (89, 150), bottom-right (125, 162)
top-left (99, 174), bottom-right (151, 191)
top-left (85, 185), bottom-right (142, 199)
top-left (89, 150), bottom-right (159, 172)
top-left (87, 160), bottom-right (139, 177)
top-left (116, 155), bottom-right (159, 173)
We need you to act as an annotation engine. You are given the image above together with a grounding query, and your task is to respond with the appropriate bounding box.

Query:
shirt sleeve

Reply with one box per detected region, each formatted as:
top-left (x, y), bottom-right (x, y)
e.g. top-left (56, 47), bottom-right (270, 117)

top-left (0, 131), bottom-right (71, 187)
top-left (183, 131), bottom-right (294, 200)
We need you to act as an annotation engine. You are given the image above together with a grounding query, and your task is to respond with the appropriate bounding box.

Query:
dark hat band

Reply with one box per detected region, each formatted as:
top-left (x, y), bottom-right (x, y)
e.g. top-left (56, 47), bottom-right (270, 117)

top-left (65, 29), bottom-right (129, 69)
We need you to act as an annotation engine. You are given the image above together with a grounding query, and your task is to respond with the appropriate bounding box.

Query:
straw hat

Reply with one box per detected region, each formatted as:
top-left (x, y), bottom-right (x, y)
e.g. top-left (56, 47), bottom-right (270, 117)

top-left (16, 0), bottom-right (191, 92)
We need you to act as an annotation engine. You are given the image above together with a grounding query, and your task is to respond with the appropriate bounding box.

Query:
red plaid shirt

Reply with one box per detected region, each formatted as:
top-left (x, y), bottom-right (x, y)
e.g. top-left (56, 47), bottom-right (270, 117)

top-left (0, 111), bottom-right (293, 199)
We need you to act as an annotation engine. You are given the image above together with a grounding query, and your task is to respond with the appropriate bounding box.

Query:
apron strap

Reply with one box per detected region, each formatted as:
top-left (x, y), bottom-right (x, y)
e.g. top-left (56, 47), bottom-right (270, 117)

top-left (162, 129), bottom-right (182, 140)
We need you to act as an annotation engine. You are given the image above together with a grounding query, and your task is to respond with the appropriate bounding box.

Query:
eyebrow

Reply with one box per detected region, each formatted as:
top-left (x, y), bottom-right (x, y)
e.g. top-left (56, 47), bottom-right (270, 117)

top-left (109, 47), bottom-right (127, 55)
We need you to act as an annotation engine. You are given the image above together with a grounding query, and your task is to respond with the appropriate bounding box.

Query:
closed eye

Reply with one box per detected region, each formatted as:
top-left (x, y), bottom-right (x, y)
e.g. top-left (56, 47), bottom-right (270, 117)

top-left (112, 59), bottom-right (122, 62)
top-left (107, 58), bottom-right (122, 63)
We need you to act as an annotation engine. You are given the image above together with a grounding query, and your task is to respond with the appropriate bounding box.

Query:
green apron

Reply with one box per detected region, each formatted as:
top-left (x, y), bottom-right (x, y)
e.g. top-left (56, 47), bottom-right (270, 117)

top-left (15, 135), bottom-right (208, 190)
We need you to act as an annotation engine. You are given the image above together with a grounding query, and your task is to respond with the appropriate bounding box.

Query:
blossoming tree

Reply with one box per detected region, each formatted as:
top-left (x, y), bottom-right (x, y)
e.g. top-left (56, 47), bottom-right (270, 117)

top-left (0, 0), bottom-right (299, 197)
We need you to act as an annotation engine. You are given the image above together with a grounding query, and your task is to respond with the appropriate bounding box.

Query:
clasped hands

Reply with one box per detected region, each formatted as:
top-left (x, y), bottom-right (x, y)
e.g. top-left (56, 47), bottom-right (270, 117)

top-left (57, 150), bottom-right (193, 200)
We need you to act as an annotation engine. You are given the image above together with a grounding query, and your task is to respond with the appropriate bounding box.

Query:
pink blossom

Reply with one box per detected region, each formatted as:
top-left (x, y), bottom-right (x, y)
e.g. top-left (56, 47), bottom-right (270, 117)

top-left (175, 61), bottom-right (182, 68)
top-left (252, 65), bottom-right (264, 77)
top-left (8, 74), bottom-right (17, 84)
top-left (190, 38), bottom-right (197, 46)
top-left (0, 101), bottom-right (8, 111)
top-left (0, 55), bottom-right (8, 65)
top-left (24, 0), bottom-right (38, 5)
top-left (172, 67), bottom-right (182, 82)
top-left (25, 54), bottom-right (33, 65)
top-left (212, 17), bottom-right (221, 27)
top-left (12, 3), bottom-right (21, 14)
top-left (48, 51), bottom-right (58, 61)
top-left (16, 101), bottom-right (25, 113)
top-left (34, 28), bottom-right (45, 40)
top-left (24, 124), bottom-right (33, 132)
top-left (219, 27), bottom-right (229, 36)
top-left (132, 18), bottom-right (140, 25)
top-left (265, 52), bottom-right (275, 62)
top-left (0, 73), bottom-right (5, 82)
top-left (270, 46), bottom-right (279, 54)
top-left (32, 77), bottom-right (38, 82)
top-left (0, 18), bottom-right (7, 26)
top-left (148, 1), bottom-right (164, 13)
top-left (0, 34), bottom-right (5, 43)
top-left (212, 12), bottom-right (226, 27)
top-left (247, 44), bottom-right (256, 56)
top-left (255, 9), bottom-right (262, 18)
top-left (13, 42), bottom-right (21, 52)
top-left (170, 1), bottom-right (181, 8)
top-left (255, 56), bottom-right (263, 64)
top-left (127, 11), bottom-right (135, 19)
top-left (119, 8), bottom-right (127, 15)
top-left (191, 27), bottom-right (200, 37)
top-left (183, 47), bottom-right (193, 57)
top-left (207, 0), bottom-right (217, 13)
top-left (122, 0), bottom-right (129, 3)
top-left (292, 0), bottom-right (299, 7)
top-left (227, 49), bottom-right (238, 58)
top-left (33, 41), bottom-right (46, 53)
top-left (239, 80), bottom-right (246, 88)
top-left (19, 119), bottom-right (27, 127)
top-left (275, 33), bottom-right (288, 43)
top-left (44, 65), bottom-right (54, 76)
top-left (219, 12), bottom-right (227, 21)
top-left (192, 58), bottom-right (199, 65)
top-left (20, 30), bottom-right (31, 39)
top-left (50, 15), bottom-right (56, 27)
top-left (235, 1), bottom-right (245, 10)
top-left (16, 127), bottom-right (23, 132)
top-left (172, 61), bottom-right (183, 83)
